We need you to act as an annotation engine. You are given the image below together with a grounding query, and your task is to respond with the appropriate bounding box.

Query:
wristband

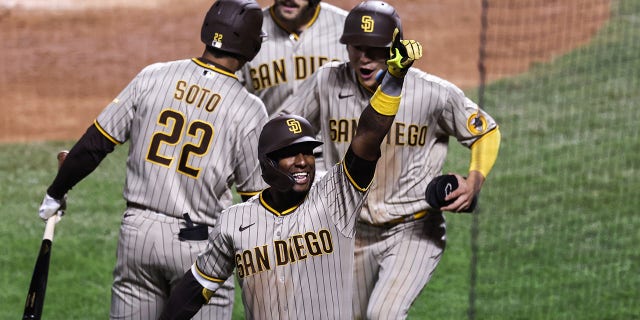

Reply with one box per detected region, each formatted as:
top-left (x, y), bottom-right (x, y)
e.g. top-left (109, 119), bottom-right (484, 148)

top-left (370, 87), bottom-right (401, 116)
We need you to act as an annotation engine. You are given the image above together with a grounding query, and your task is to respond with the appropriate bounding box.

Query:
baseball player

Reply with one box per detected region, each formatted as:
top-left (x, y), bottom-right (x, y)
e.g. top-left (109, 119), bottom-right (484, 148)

top-left (239, 0), bottom-right (349, 176)
top-left (274, 1), bottom-right (502, 319)
top-left (158, 32), bottom-right (423, 320)
top-left (36, 1), bottom-right (268, 319)
top-left (238, 0), bottom-right (349, 116)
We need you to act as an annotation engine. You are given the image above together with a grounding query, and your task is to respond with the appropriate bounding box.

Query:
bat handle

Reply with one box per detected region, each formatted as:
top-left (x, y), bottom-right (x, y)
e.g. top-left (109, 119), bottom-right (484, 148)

top-left (43, 214), bottom-right (61, 241)
top-left (42, 150), bottom-right (68, 241)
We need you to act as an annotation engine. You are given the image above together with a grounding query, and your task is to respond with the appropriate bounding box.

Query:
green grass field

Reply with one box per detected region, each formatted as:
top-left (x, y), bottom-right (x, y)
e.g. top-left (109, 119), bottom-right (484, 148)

top-left (470, 1), bottom-right (640, 318)
top-left (1, 2), bottom-right (639, 319)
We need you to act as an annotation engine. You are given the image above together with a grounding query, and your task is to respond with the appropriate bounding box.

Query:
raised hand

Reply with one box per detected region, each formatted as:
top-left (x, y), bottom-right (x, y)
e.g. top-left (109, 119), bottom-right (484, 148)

top-left (386, 28), bottom-right (423, 78)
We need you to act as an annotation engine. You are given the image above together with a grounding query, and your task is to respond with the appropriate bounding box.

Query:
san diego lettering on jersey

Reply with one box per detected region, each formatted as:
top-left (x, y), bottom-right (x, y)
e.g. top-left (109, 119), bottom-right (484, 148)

top-left (330, 118), bottom-right (429, 146)
top-left (248, 56), bottom-right (341, 91)
top-left (235, 229), bottom-right (334, 279)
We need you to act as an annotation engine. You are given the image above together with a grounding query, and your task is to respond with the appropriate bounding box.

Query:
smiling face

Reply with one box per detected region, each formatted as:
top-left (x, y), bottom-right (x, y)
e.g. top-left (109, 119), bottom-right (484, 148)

top-left (270, 142), bottom-right (316, 193)
top-left (347, 44), bottom-right (389, 91)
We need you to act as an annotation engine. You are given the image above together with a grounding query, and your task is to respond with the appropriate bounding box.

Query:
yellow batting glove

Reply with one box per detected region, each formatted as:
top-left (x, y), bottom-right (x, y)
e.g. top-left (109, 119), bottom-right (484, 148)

top-left (387, 28), bottom-right (423, 78)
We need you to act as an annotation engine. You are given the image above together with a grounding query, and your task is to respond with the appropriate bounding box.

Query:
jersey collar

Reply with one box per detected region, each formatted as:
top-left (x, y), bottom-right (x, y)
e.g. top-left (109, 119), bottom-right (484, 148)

top-left (191, 58), bottom-right (238, 79)
top-left (259, 191), bottom-right (301, 217)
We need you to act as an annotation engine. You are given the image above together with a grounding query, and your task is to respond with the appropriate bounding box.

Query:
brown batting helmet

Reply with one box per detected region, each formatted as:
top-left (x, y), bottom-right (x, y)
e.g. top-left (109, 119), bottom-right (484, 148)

top-left (258, 115), bottom-right (322, 191)
top-left (340, 0), bottom-right (402, 48)
top-left (201, 0), bottom-right (266, 61)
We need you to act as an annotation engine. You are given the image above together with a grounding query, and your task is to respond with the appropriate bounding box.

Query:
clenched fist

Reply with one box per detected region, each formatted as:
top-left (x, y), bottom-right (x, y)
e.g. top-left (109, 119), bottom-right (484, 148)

top-left (386, 28), bottom-right (423, 78)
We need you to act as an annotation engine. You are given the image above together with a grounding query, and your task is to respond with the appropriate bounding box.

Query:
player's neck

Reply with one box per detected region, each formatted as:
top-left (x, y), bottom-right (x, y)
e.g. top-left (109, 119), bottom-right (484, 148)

top-left (200, 51), bottom-right (241, 73)
top-left (264, 188), bottom-right (306, 213)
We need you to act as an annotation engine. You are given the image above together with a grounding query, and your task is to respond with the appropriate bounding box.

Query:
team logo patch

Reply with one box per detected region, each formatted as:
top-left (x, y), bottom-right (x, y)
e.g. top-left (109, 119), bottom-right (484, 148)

top-left (287, 119), bottom-right (302, 134)
top-left (467, 113), bottom-right (488, 135)
top-left (361, 16), bottom-right (374, 33)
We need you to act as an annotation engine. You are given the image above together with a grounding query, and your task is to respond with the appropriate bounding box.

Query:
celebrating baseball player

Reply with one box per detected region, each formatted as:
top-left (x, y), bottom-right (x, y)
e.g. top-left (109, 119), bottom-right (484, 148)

top-left (275, 1), bottom-right (502, 319)
top-left (238, 0), bottom-right (349, 116)
top-left (158, 30), bottom-right (423, 320)
top-left (36, 0), bottom-right (268, 319)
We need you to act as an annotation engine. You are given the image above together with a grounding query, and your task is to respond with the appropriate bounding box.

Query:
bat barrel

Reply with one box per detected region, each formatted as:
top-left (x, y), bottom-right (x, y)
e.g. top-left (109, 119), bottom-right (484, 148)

top-left (22, 239), bottom-right (52, 320)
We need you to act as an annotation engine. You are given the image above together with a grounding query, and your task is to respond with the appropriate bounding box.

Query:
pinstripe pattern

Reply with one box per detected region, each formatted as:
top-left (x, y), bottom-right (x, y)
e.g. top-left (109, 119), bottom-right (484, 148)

top-left (192, 162), bottom-right (366, 320)
top-left (96, 58), bottom-right (269, 319)
top-left (97, 58), bottom-right (268, 226)
top-left (353, 213), bottom-right (446, 319)
top-left (277, 62), bottom-right (498, 319)
top-left (238, 2), bottom-right (349, 115)
top-left (110, 208), bottom-right (235, 319)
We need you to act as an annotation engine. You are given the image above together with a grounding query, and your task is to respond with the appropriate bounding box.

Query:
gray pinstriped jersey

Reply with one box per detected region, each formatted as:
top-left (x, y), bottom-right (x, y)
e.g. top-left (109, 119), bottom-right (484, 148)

top-left (238, 2), bottom-right (349, 115)
top-left (277, 62), bottom-right (498, 224)
top-left (96, 58), bottom-right (269, 226)
top-left (192, 162), bottom-right (367, 319)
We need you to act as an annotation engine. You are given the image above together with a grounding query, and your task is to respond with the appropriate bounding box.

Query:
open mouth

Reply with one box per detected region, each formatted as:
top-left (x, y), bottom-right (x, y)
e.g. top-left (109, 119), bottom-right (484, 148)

top-left (292, 172), bottom-right (309, 184)
top-left (280, 1), bottom-right (298, 9)
top-left (360, 68), bottom-right (374, 75)
top-left (359, 67), bottom-right (376, 79)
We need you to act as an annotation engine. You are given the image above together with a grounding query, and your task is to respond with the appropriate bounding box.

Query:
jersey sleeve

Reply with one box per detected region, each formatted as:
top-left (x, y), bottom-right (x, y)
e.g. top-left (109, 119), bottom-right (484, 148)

top-left (312, 149), bottom-right (375, 238)
top-left (95, 64), bottom-right (159, 143)
top-left (234, 97), bottom-right (270, 196)
top-left (193, 214), bottom-right (237, 291)
top-left (438, 84), bottom-right (499, 148)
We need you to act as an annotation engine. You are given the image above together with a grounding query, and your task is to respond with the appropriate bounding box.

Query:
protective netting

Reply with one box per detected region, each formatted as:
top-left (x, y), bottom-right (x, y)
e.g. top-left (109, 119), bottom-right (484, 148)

top-left (1, 0), bottom-right (638, 318)
top-left (472, 0), bottom-right (639, 318)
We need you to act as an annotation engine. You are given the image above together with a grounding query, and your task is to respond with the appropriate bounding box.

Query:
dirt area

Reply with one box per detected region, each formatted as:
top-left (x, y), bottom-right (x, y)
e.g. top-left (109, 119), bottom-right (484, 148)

top-left (0, 0), bottom-right (609, 143)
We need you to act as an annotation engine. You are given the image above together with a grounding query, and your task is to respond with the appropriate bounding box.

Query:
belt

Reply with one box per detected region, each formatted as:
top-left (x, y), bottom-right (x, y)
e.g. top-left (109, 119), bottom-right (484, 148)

top-left (361, 210), bottom-right (429, 228)
top-left (126, 202), bottom-right (208, 241)
top-left (126, 201), bottom-right (149, 211)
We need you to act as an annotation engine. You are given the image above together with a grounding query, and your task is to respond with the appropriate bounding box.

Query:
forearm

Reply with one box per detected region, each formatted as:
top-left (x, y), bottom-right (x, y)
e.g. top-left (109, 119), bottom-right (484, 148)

top-left (469, 127), bottom-right (501, 178)
top-left (466, 170), bottom-right (486, 195)
top-left (342, 147), bottom-right (377, 189)
top-left (351, 72), bottom-right (403, 161)
top-left (47, 124), bottom-right (116, 199)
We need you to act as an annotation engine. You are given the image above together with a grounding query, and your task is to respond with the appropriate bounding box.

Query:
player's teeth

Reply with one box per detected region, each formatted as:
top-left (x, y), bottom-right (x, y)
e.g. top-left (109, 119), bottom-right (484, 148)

top-left (293, 173), bottom-right (308, 180)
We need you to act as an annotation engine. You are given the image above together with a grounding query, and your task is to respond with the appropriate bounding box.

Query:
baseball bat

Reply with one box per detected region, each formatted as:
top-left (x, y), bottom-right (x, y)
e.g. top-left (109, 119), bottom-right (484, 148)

top-left (22, 150), bottom-right (68, 320)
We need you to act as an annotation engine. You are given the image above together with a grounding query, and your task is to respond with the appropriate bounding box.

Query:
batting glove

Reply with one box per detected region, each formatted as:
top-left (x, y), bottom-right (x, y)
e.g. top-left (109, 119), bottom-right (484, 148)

top-left (386, 28), bottom-right (423, 78)
top-left (38, 193), bottom-right (66, 220)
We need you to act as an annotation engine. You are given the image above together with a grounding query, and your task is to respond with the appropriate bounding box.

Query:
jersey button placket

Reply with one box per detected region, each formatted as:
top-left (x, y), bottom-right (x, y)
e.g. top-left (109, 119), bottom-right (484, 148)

top-left (275, 217), bottom-right (285, 283)
top-left (275, 217), bottom-right (283, 237)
